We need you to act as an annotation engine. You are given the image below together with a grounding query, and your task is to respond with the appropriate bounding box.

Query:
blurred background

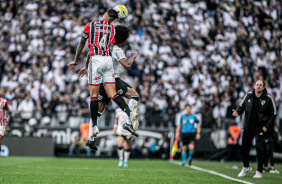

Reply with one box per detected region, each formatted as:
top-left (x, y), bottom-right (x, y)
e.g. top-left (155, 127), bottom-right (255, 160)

top-left (0, 0), bottom-right (281, 160)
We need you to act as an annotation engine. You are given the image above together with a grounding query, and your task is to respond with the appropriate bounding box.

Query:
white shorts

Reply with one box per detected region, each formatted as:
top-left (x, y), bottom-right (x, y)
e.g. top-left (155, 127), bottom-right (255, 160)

top-left (88, 55), bottom-right (115, 86)
top-left (0, 126), bottom-right (5, 136)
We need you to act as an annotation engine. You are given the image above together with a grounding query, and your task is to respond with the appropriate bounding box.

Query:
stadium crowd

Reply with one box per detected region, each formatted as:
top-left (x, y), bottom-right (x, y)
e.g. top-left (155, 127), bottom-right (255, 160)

top-left (0, 0), bottom-right (281, 136)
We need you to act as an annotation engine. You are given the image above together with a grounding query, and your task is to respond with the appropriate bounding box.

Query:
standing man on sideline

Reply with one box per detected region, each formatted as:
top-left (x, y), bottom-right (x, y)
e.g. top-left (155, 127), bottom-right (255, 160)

top-left (176, 104), bottom-right (200, 166)
top-left (0, 90), bottom-right (10, 152)
top-left (233, 80), bottom-right (276, 178)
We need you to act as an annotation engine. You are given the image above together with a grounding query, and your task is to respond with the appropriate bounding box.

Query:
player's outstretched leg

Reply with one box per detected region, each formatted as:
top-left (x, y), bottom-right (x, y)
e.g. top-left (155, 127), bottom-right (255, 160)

top-left (122, 123), bottom-right (139, 137)
top-left (112, 94), bottom-right (139, 136)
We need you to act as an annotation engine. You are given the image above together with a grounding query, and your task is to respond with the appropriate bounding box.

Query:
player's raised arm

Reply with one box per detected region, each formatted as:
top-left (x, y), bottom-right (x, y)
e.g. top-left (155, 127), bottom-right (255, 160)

top-left (68, 23), bottom-right (90, 67)
top-left (119, 52), bottom-right (137, 69)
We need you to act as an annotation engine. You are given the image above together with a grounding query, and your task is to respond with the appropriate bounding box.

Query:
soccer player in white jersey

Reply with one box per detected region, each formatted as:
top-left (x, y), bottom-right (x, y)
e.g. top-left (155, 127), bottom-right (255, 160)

top-left (0, 90), bottom-right (9, 152)
top-left (68, 10), bottom-right (139, 151)
top-left (78, 25), bottom-right (139, 152)
top-left (114, 107), bottom-right (132, 167)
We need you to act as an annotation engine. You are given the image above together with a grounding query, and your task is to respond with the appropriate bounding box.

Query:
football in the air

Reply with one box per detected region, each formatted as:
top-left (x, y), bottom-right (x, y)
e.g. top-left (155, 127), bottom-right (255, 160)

top-left (113, 5), bottom-right (128, 19)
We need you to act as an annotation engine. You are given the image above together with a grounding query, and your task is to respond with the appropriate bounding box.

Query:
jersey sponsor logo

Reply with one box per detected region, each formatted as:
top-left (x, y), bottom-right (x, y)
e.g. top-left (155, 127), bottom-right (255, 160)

top-left (95, 76), bottom-right (101, 81)
top-left (183, 119), bottom-right (187, 124)
top-left (189, 119), bottom-right (194, 124)
top-left (95, 23), bottom-right (102, 27)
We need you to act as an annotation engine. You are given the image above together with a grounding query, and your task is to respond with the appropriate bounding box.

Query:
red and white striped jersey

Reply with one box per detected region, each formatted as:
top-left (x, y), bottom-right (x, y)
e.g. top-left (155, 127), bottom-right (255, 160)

top-left (0, 97), bottom-right (8, 126)
top-left (82, 20), bottom-right (116, 57)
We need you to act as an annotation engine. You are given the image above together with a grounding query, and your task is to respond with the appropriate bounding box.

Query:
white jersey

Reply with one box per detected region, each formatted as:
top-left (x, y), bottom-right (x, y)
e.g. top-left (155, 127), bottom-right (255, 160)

top-left (112, 45), bottom-right (126, 78)
top-left (115, 108), bottom-right (131, 136)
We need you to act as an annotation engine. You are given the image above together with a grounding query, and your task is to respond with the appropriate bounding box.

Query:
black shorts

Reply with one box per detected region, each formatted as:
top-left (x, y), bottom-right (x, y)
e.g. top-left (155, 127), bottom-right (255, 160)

top-left (117, 134), bottom-right (133, 141)
top-left (182, 133), bottom-right (195, 145)
top-left (98, 77), bottom-right (132, 104)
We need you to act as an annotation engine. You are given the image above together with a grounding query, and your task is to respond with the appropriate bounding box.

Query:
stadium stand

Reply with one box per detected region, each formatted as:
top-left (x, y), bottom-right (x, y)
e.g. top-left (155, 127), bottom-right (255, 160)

top-left (0, 0), bottom-right (281, 157)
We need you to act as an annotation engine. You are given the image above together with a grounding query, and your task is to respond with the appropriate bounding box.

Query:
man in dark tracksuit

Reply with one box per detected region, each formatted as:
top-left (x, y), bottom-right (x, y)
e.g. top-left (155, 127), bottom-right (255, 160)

top-left (232, 80), bottom-right (276, 178)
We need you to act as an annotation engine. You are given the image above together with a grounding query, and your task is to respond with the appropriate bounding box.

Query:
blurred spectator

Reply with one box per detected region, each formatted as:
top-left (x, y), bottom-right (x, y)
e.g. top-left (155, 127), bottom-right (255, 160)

top-left (96, 136), bottom-right (114, 157)
top-left (68, 132), bottom-right (91, 157)
top-left (0, 0), bottom-right (280, 133)
top-left (17, 93), bottom-right (35, 124)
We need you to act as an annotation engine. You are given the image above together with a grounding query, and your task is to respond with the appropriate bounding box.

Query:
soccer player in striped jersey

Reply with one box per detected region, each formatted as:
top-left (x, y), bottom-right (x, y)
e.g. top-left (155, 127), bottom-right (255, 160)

top-left (68, 9), bottom-right (139, 151)
top-left (0, 90), bottom-right (9, 152)
top-left (78, 25), bottom-right (139, 151)
top-left (114, 107), bottom-right (132, 168)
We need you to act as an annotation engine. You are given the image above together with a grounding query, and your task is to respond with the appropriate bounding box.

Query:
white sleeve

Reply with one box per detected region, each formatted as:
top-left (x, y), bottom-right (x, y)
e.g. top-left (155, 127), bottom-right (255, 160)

top-left (112, 48), bottom-right (126, 62)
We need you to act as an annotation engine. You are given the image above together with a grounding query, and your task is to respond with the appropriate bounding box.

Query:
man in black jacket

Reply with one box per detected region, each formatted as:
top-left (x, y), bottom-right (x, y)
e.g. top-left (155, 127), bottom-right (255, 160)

top-left (232, 80), bottom-right (276, 178)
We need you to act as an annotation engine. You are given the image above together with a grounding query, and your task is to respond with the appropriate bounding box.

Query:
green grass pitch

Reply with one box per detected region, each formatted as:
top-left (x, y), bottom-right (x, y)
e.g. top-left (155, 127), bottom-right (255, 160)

top-left (1, 157), bottom-right (282, 184)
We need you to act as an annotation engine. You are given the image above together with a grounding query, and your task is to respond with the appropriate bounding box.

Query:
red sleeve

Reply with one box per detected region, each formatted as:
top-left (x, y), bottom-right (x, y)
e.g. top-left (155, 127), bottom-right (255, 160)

top-left (4, 99), bottom-right (8, 109)
top-left (82, 23), bottom-right (90, 39)
top-left (110, 24), bottom-right (116, 43)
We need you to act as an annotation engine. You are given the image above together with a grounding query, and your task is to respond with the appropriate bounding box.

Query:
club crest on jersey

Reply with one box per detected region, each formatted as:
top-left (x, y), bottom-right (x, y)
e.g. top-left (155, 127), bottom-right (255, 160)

top-left (261, 100), bottom-right (265, 105)
top-left (117, 89), bottom-right (123, 94)
top-left (119, 53), bottom-right (125, 58)
top-left (183, 119), bottom-right (187, 124)
top-left (190, 119), bottom-right (194, 124)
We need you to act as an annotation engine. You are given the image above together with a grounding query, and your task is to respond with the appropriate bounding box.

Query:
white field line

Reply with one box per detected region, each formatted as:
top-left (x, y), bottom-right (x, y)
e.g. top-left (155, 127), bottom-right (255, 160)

top-left (170, 161), bottom-right (254, 184)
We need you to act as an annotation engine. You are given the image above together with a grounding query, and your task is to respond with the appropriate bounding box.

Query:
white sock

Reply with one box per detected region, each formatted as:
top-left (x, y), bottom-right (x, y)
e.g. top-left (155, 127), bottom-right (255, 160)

top-left (126, 119), bottom-right (132, 125)
top-left (128, 98), bottom-right (138, 113)
top-left (118, 148), bottom-right (124, 160)
top-left (124, 150), bottom-right (130, 162)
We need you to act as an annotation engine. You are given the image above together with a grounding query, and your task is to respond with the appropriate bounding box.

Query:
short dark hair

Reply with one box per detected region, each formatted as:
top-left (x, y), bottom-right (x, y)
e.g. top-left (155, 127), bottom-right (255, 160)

top-left (107, 9), bottom-right (118, 19)
top-left (115, 25), bottom-right (130, 44)
top-left (185, 104), bottom-right (191, 108)
top-left (256, 80), bottom-right (265, 87)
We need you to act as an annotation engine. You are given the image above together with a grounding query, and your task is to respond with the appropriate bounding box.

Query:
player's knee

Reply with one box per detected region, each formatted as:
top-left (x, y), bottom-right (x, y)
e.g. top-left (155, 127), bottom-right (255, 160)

top-left (129, 95), bottom-right (139, 102)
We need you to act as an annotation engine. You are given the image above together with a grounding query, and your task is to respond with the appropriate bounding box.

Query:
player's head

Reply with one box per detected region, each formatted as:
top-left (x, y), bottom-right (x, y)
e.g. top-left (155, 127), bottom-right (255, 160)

top-left (115, 25), bottom-right (130, 46)
top-left (103, 9), bottom-right (118, 22)
top-left (185, 104), bottom-right (191, 114)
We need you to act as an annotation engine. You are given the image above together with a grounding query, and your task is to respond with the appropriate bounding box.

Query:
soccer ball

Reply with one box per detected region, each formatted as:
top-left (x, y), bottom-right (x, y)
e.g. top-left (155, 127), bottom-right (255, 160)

top-left (113, 5), bottom-right (128, 19)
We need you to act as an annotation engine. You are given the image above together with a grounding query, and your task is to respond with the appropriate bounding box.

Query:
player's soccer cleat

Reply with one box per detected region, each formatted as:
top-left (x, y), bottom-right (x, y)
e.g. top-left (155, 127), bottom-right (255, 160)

top-left (238, 167), bottom-right (252, 177)
top-left (269, 168), bottom-right (278, 174)
top-left (86, 140), bottom-right (98, 153)
top-left (122, 123), bottom-right (139, 137)
top-left (181, 163), bottom-right (185, 166)
top-left (263, 168), bottom-right (269, 173)
top-left (124, 161), bottom-right (128, 168)
top-left (118, 159), bottom-right (123, 167)
top-left (253, 171), bottom-right (262, 178)
top-left (130, 112), bottom-right (139, 130)
top-left (91, 125), bottom-right (99, 138)
top-left (188, 160), bottom-right (192, 166)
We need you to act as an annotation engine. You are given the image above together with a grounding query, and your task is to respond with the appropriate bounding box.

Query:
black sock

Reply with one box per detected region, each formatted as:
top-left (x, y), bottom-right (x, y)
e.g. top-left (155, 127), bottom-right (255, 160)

top-left (130, 96), bottom-right (139, 101)
top-left (112, 94), bottom-right (131, 117)
top-left (90, 97), bottom-right (98, 127)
